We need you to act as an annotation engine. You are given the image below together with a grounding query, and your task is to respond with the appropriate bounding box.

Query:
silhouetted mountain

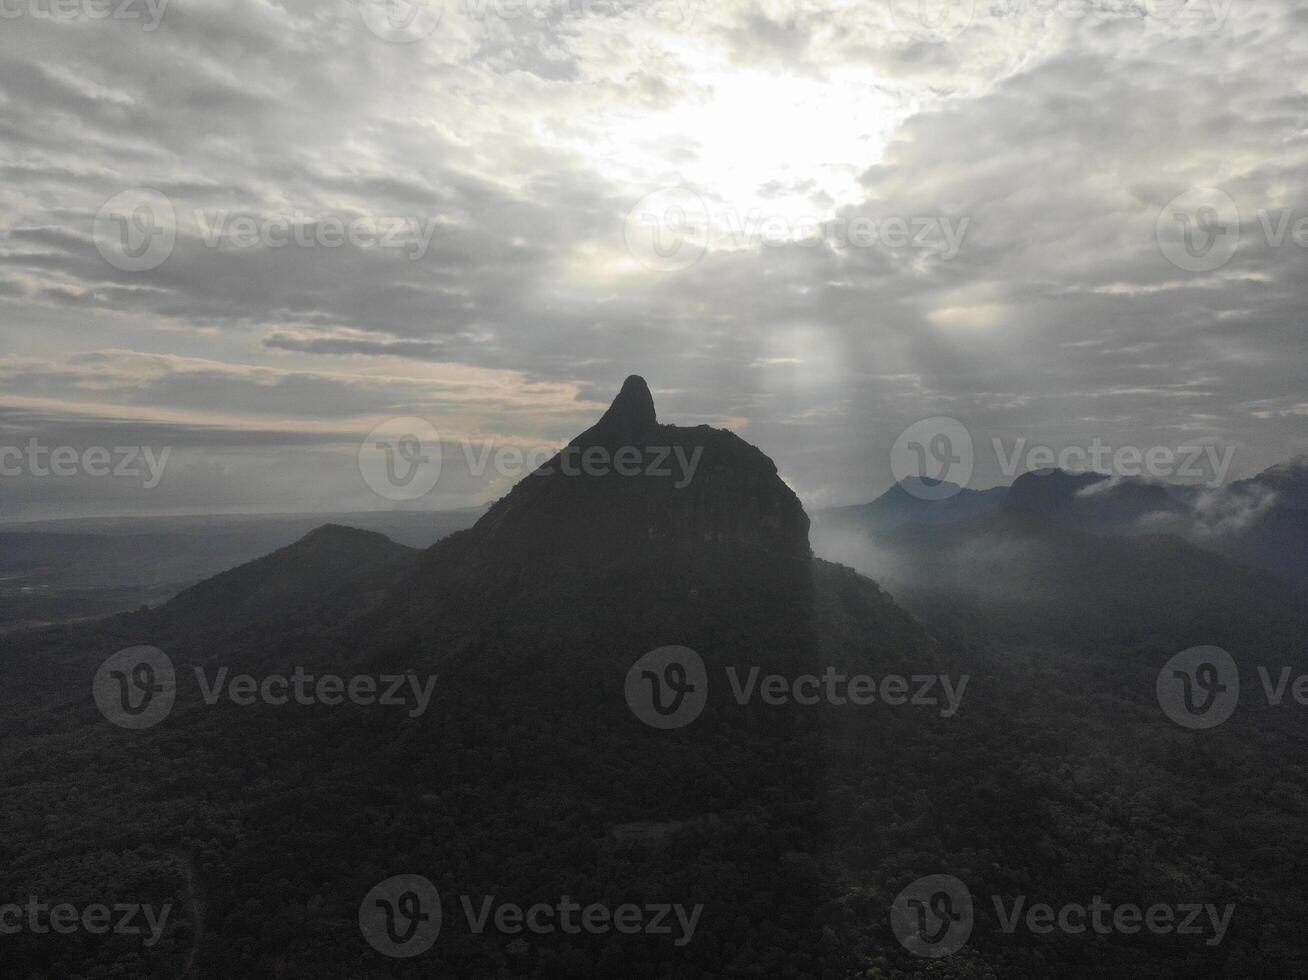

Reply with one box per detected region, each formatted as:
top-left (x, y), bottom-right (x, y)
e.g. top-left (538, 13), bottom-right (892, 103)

top-left (467, 375), bottom-right (810, 568)
top-left (1001, 468), bottom-right (1105, 515)
top-left (156, 524), bottom-right (416, 641)
top-left (1001, 469), bottom-right (1187, 533)
top-left (6, 386), bottom-right (1308, 978)
top-left (1203, 457), bottom-right (1308, 583)
top-left (1211, 506), bottom-right (1308, 592)
top-left (0, 509), bottom-right (481, 630)
top-left (872, 510), bottom-right (1305, 656)
top-left (1232, 454), bottom-right (1308, 507)
top-left (815, 462), bottom-right (1307, 653)
top-left (1134, 458), bottom-right (1308, 589)
top-left (817, 458), bottom-right (1308, 591)
top-left (2, 377), bottom-right (952, 978)
top-left (822, 479), bottom-right (1005, 534)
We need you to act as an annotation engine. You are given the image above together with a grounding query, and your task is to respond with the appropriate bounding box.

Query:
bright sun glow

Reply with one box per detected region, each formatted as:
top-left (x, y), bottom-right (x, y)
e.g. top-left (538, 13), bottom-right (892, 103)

top-left (650, 69), bottom-right (902, 218)
top-left (560, 63), bottom-right (906, 231)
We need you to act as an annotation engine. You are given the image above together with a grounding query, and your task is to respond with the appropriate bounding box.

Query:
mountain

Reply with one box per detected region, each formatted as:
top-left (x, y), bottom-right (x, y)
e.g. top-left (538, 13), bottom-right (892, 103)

top-left (821, 479), bottom-right (1005, 534)
top-left (869, 510), bottom-right (1305, 655)
top-left (0, 509), bottom-right (481, 631)
top-left (1197, 456), bottom-right (1308, 588)
top-left (817, 458), bottom-right (1308, 591)
top-left (1002, 469), bottom-right (1187, 532)
top-left (814, 468), bottom-right (1189, 543)
top-left (1000, 468), bottom-right (1105, 515)
top-left (1231, 455), bottom-right (1308, 508)
top-left (364, 375), bottom-right (818, 645)
top-left (0, 376), bottom-right (948, 978)
top-left (154, 524), bottom-right (417, 642)
top-left (4, 383), bottom-right (1308, 978)
top-left (469, 375), bottom-right (810, 564)
top-left (1004, 461), bottom-right (1308, 588)
top-left (815, 459), bottom-right (1308, 652)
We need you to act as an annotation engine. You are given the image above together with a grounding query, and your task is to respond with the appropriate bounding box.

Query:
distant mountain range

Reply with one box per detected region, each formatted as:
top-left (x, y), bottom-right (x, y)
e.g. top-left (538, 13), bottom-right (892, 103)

top-left (815, 456), bottom-right (1308, 592)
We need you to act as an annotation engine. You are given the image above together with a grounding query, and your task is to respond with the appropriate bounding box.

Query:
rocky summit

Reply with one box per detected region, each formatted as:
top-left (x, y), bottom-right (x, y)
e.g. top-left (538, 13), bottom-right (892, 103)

top-left (471, 375), bottom-right (811, 562)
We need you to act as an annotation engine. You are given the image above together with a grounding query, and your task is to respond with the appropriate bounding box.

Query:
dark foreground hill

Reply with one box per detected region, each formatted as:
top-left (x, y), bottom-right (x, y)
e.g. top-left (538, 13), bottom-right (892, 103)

top-left (3, 379), bottom-right (1308, 978)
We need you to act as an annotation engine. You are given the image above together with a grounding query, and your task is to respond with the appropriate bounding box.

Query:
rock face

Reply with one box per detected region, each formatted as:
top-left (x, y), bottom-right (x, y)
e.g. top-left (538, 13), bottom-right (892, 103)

top-left (572, 374), bottom-right (659, 447)
top-left (471, 375), bottom-right (811, 563)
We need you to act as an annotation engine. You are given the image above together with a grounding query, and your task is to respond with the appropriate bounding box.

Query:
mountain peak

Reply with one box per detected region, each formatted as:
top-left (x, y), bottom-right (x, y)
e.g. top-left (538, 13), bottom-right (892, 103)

top-left (159, 523), bottom-right (415, 637)
top-left (1243, 454), bottom-right (1308, 507)
top-left (1003, 468), bottom-right (1107, 514)
top-left (613, 374), bottom-right (655, 423)
top-left (573, 374), bottom-right (658, 447)
top-left (462, 374), bottom-right (810, 565)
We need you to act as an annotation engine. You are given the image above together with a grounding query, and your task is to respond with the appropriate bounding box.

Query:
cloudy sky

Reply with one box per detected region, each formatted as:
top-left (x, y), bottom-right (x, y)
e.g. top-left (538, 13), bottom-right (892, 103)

top-left (1, 0), bottom-right (1305, 520)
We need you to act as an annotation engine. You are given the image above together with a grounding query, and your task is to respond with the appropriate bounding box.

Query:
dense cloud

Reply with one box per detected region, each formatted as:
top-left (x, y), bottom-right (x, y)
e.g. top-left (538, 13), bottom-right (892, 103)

top-left (0, 0), bottom-right (1304, 518)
